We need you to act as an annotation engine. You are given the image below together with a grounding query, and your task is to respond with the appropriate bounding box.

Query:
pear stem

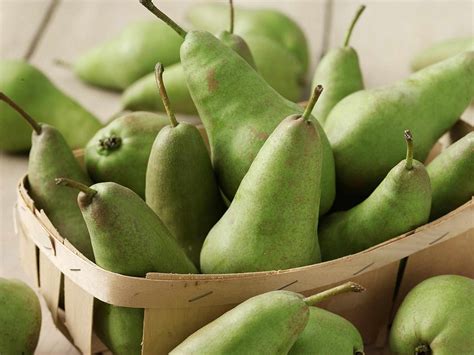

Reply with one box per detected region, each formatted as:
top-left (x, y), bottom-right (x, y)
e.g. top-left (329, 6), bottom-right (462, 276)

top-left (229, 0), bottom-right (235, 34)
top-left (155, 63), bottom-right (178, 128)
top-left (55, 178), bottom-right (97, 199)
top-left (343, 5), bottom-right (366, 47)
top-left (302, 85), bottom-right (323, 121)
top-left (0, 92), bottom-right (42, 134)
top-left (140, 0), bottom-right (187, 39)
top-left (404, 130), bottom-right (414, 170)
top-left (304, 282), bottom-right (365, 306)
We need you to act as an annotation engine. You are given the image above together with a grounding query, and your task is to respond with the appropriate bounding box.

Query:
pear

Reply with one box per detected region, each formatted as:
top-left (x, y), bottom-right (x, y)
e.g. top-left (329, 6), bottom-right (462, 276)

top-left (0, 93), bottom-right (94, 260)
top-left (311, 5), bottom-right (365, 126)
top-left (390, 275), bottom-right (474, 355)
top-left (427, 132), bottom-right (474, 220)
top-left (319, 131), bottom-right (432, 261)
top-left (85, 111), bottom-right (169, 199)
top-left (171, 282), bottom-right (365, 355)
top-left (0, 60), bottom-right (101, 152)
top-left (145, 64), bottom-right (226, 267)
top-left (139, 0), bottom-right (336, 215)
top-left (411, 36), bottom-right (474, 71)
top-left (74, 20), bottom-right (183, 90)
top-left (0, 278), bottom-right (42, 355)
top-left (56, 178), bottom-right (197, 354)
top-left (289, 307), bottom-right (364, 355)
top-left (200, 87), bottom-right (323, 274)
top-left (325, 51), bottom-right (474, 203)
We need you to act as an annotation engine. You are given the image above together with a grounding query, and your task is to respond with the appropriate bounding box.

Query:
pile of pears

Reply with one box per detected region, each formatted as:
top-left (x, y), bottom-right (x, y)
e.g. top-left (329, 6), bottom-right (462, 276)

top-left (1, 0), bottom-right (473, 353)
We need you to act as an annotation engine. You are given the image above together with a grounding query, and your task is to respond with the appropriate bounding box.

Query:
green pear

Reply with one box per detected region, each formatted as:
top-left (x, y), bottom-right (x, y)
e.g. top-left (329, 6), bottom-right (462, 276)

top-left (289, 307), bottom-right (364, 355)
top-left (85, 111), bottom-right (169, 199)
top-left (411, 36), bottom-right (474, 71)
top-left (74, 21), bottom-right (183, 91)
top-left (0, 93), bottom-right (94, 260)
top-left (311, 5), bottom-right (365, 126)
top-left (0, 60), bottom-right (101, 152)
top-left (186, 2), bottom-right (309, 75)
top-left (139, 0), bottom-right (335, 215)
top-left (319, 131), bottom-right (431, 261)
top-left (427, 132), bottom-right (474, 220)
top-left (145, 64), bottom-right (226, 267)
top-left (56, 178), bottom-right (197, 354)
top-left (390, 275), bottom-right (474, 355)
top-left (325, 51), bottom-right (474, 203)
top-left (171, 282), bottom-right (364, 355)
top-left (200, 87), bottom-right (323, 273)
top-left (0, 278), bottom-right (42, 355)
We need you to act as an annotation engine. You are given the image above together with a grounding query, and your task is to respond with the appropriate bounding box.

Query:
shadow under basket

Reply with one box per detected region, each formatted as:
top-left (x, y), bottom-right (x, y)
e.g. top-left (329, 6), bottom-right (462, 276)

top-left (14, 119), bottom-right (473, 355)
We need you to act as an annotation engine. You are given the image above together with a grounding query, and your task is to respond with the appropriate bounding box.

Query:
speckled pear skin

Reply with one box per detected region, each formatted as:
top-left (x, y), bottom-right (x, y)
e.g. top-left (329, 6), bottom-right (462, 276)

top-left (217, 31), bottom-right (256, 69)
top-left (187, 3), bottom-right (309, 75)
top-left (200, 114), bottom-right (322, 274)
top-left (29, 125), bottom-right (94, 260)
top-left (319, 159), bottom-right (431, 261)
top-left (170, 291), bottom-right (309, 355)
top-left (411, 37), bottom-right (474, 71)
top-left (85, 111), bottom-right (169, 199)
top-left (146, 123), bottom-right (226, 267)
top-left (390, 275), bottom-right (474, 355)
top-left (77, 182), bottom-right (197, 354)
top-left (325, 52), bottom-right (474, 202)
top-left (74, 21), bottom-right (183, 91)
top-left (289, 307), bottom-right (364, 355)
top-left (0, 278), bottom-right (42, 355)
top-left (427, 132), bottom-right (474, 220)
top-left (311, 47), bottom-right (364, 126)
top-left (181, 31), bottom-right (335, 215)
top-left (0, 60), bottom-right (101, 152)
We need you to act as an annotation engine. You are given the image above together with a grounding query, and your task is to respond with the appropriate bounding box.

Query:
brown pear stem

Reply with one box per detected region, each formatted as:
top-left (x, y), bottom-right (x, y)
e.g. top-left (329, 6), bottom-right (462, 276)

top-left (229, 0), bottom-right (235, 34)
top-left (404, 130), bottom-right (414, 170)
top-left (55, 178), bottom-right (97, 199)
top-left (343, 5), bottom-right (366, 47)
top-left (302, 85), bottom-right (323, 121)
top-left (155, 63), bottom-right (178, 128)
top-left (0, 92), bottom-right (42, 134)
top-left (304, 282), bottom-right (365, 306)
top-left (140, 0), bottom-right (187, 38)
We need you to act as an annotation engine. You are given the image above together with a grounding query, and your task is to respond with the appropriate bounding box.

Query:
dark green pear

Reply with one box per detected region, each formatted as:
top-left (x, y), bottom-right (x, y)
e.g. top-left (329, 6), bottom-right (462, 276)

top-left (427, 132), bottom-right (474, 220)
top-left (139, 0), bottom-right (335, 215)
top-left (311, 5), bottom-right (365, 126)
top-left (0, 278), bottom-right (42, 355)
top-left (145, 64), bottom-right (226, 267)
top-left (325, 51), bottom-right (474, 202)
top-left (56, 178), bottom-right (197, 355)
top-left (171, 282), bottom-right (364, 355)
top-left (0, 60), bottom-right (101, 152)
top-left (319, 131), bottom-right (432, 261)
top-left (200, 88), bottom-right (323, 274)
top-left (85, 111), bottom-right (169, 199)
top-left (390, 275), bottom-right (474, 355)
top-left (411, 36), bottom-right (474, 71)
top-left (289, 307), bottom-right (364, 355)
top-left (0, 93), bottom-right (94, 260)
top-left (74, 21), bottom-right (183, 91)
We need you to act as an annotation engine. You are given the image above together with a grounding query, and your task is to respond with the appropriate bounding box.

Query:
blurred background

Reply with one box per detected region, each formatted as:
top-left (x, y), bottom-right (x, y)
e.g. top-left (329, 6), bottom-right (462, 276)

top-left (1, 0), bottom-right (473, 353)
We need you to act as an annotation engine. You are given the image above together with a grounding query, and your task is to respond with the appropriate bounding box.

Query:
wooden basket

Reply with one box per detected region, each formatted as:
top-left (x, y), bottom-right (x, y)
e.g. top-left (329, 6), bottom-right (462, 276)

top-left (14, 120), bottom-right (473, 355)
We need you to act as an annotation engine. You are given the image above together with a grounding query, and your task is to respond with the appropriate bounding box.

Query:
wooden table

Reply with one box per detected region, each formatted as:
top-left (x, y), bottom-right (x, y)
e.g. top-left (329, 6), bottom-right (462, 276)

top-left (0, 0), bottom-right (472, 354)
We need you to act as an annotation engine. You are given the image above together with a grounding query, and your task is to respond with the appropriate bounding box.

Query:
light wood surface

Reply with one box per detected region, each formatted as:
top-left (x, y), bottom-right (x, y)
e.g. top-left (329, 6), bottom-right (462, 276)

top-left (0, 0), bottom-right (473, 354)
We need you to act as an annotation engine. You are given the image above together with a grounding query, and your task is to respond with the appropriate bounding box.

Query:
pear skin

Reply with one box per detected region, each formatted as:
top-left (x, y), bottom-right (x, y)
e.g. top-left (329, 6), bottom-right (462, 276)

top-left (427, 132), bottom-right (474, 220)
top-left (325, 51), bottom-right (474, 203)
top-left (319, 131), bottom-right (432, 261)
top-left (0, 60), bottom-right (101, 152)
top-left (0, 278), bottom-right (42, 355)
top-left (390, 275), bottom-right (474, 355)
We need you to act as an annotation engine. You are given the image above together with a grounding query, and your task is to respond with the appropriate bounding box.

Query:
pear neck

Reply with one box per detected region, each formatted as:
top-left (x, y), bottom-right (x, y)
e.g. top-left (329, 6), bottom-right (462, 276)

top-left (343, 5), bottom-right (366, 47)
top-left (0, 92), bottom-right (42, 134)
top-left (140, 0), bottom-right (187, 39)
top-left (155, 63), bottom-right (178, 128)
top-left (302, 85), bottom-right (324, 121)
top-left (304, 282), bottom-right (365, 306)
